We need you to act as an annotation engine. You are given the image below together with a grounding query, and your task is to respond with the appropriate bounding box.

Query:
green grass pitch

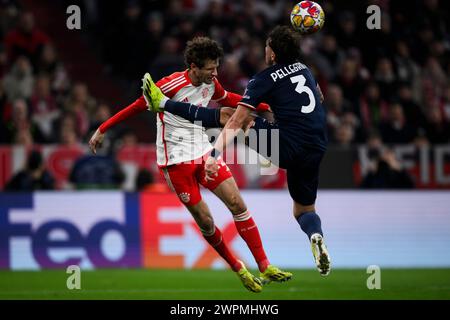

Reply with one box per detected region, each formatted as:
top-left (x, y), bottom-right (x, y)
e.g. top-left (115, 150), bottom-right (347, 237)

top-left (1, 268), bottom-right (449, 300)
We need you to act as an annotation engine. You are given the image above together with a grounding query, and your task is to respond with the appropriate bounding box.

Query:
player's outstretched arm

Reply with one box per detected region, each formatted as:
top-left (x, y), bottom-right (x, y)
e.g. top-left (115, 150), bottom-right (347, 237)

top-left (89, 96), bottom-right (147, 154)
top-left (204, 104), bottom-right (251, 180)
top-left (219, 107), bottom-right (236, 126)
top-left (211, 105), bottom-right (251, 155)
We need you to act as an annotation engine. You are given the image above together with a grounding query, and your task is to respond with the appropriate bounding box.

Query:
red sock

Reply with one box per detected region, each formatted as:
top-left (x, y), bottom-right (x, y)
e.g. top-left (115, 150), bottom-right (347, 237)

top-left (203, 226), bottom-right (242, 272)
top-left (233, 211), bottom-right (270, 272)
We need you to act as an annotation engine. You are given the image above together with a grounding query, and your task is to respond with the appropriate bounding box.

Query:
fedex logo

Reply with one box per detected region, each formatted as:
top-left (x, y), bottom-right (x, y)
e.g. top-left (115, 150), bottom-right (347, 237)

top-left (140, 193), bottom-right (242, 269)
top-left (0, 193), bottom-right (140, 269)
top-left (0, 192), bottom-right (243, 270)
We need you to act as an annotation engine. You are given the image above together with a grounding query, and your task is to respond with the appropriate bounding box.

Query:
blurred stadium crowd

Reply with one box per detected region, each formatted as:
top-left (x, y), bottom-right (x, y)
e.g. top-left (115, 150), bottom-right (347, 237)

top-left (94, 0), bottom-right (450, 147)
top-left (0, 0), bottom-right (449, 190)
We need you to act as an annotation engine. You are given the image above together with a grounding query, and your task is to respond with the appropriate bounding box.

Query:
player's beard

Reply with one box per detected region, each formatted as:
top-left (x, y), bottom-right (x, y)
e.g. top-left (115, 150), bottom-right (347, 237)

top-left (202, 75), bottom-right (214, 84)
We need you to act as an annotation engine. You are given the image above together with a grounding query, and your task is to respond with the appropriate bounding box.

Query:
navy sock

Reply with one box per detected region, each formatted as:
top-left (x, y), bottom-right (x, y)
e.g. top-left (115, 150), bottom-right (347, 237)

top-left (296, 211), bottom-right (323, 240)
top-left (164, 100), bottom-right (221, 128)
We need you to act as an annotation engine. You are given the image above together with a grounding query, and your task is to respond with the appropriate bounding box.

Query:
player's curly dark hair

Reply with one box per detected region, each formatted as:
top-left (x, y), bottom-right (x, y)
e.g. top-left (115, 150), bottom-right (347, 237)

top-left (268, 26), bottom-right (301, 65)
top-left (184, 37), bottom-right (224, 69)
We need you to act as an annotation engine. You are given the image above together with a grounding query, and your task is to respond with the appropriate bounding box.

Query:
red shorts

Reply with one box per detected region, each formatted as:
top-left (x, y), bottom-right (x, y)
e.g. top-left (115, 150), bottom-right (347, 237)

top-left (159, 156), bottom-right (233, 206)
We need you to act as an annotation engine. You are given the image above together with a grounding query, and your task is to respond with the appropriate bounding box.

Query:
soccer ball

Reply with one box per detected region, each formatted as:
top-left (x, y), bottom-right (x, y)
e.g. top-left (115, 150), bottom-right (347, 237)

top-left (290, 1), bottom-right (325, 35)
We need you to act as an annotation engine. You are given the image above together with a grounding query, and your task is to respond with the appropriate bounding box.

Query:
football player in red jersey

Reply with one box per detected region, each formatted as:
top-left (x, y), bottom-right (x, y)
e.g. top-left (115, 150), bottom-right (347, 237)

top-left (89, 37), bottom-right (291, 292)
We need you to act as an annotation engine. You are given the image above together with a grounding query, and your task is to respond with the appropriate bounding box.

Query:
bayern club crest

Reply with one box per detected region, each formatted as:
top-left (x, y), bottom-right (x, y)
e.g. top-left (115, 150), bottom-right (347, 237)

top-left (178, 192), bottom-right (191, 203)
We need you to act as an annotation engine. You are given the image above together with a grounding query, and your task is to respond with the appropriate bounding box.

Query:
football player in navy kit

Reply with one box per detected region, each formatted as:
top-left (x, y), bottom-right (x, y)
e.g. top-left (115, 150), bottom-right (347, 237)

top-left (144, 26), bottom-right (331, 276)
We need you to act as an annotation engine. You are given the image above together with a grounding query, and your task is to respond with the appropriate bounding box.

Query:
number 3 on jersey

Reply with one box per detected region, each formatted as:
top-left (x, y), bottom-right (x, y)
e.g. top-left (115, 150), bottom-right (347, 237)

top-left (290, 75), bottom-right (316, 114)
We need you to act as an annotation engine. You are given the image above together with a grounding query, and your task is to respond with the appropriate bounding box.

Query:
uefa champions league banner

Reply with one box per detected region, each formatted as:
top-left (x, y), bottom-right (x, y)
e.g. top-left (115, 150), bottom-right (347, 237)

top-left (1, 191), bottom-right (450, 270)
